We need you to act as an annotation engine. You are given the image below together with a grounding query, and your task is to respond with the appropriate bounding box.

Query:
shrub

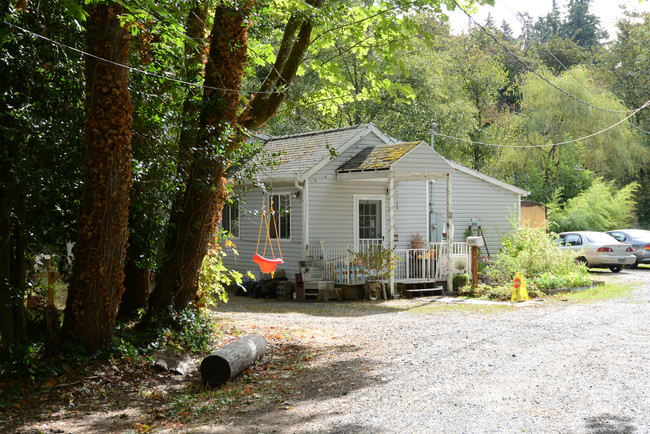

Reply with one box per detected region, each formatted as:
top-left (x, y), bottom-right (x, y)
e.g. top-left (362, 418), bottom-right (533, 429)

top-left (197, 233), bottom-right (251, 309)
top-left (530, 272), bottom-right (592, 291)
top-left (485, 226), bottom-right (587, 283)
top-left (547, 178), bottom-right (639, 232)
top-left (458, 282), bottom-right (544, 301)
top-left (452, 273), bottom-right (469, 290)
top-left (152, 308), bottom-right (217, 354)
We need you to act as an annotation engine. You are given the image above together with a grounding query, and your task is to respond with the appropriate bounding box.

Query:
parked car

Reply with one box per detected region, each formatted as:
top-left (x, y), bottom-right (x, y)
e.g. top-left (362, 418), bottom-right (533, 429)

top-left (556, 231), bottom-right (636, 272)
top-left (606, 229), bottom-right (650, 267)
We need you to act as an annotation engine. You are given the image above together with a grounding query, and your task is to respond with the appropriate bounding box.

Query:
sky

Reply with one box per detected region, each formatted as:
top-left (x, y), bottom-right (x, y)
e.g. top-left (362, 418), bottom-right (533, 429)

top-left (447, 0), bottom-right (650, 40)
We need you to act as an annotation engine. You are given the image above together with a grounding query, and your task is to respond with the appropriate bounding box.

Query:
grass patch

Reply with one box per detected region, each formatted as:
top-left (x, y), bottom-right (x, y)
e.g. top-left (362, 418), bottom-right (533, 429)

top-left (547, 283), bottom-right (632, 302)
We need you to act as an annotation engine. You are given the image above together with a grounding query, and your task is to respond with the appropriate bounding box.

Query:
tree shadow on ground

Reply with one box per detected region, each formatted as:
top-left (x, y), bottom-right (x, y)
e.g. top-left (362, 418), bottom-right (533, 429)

top-left (4, 329), bottom-right (381, 433)
top-left (203, 353), bottom-right (384, 433)
top-left (585, 413), bottom-right (636, 433)
top-left (214, 293), bottom-right (468, 319)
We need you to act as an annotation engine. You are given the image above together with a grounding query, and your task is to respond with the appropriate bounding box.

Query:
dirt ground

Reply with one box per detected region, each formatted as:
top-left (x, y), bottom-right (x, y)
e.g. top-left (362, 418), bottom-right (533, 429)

top-left (2, 268), bottom-right (649, 433)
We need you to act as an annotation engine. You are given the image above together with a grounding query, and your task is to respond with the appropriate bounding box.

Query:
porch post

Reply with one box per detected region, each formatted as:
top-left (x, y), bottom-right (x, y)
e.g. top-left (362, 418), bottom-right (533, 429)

top-left (446, 173), bottom-right (453, 293)
top-left (388, 172), bottom-right (395, 298)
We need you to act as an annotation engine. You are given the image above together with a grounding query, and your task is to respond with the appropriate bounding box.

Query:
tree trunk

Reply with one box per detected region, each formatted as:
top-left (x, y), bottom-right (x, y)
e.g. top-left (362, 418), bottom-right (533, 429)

top-left (144, 6), bottom-right (250, 321)
top-left (62, 3), bottom-right (133, 352)
top-left (121, 2), bottom-right (209, 320)
top-left (0, 139), bottom-right (27, 345)
top-left (118, 260), bottom-right (150, 318)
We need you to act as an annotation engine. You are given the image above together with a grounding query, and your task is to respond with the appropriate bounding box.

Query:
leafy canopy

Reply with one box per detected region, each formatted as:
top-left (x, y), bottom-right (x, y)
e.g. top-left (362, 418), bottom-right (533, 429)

top-left (547, 178), bottom-right (639, 232)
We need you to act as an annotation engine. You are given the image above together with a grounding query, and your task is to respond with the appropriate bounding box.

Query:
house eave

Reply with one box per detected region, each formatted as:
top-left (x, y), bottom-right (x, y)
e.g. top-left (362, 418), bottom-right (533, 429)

top-left (337, 168), bottom-right (450, 181)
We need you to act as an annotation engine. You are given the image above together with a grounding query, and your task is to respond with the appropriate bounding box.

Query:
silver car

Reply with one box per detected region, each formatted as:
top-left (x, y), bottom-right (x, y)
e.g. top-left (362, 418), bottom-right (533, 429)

top-left (557, 231), bottom-right (636, 273)
top-left (606, 229), bottom-right (650, 267)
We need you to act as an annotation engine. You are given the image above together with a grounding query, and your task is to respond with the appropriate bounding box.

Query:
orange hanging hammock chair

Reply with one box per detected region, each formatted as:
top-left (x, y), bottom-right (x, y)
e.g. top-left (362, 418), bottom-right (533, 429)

top-left (254, 196), bottom-right (283, 276)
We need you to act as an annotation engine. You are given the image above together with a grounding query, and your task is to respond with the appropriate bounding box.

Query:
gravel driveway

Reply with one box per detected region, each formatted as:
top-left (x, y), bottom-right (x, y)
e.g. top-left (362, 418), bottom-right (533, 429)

top-left (208, 269), bottom-right (650, 433)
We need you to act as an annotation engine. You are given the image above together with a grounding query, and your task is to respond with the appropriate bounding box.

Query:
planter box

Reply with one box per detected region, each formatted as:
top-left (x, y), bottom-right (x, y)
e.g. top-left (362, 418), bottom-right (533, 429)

top-left (545, 284), bottom-right (594, 295)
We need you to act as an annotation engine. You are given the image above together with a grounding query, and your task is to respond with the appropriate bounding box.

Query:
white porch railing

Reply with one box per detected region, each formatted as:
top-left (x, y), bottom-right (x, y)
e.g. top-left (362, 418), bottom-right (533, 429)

top-left (304, 241), bottom-right (471, 284)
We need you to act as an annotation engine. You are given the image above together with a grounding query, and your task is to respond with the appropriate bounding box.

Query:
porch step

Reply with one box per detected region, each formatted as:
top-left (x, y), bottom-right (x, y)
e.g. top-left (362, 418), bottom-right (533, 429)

top-left (403, 286), bottom-right (444, 298)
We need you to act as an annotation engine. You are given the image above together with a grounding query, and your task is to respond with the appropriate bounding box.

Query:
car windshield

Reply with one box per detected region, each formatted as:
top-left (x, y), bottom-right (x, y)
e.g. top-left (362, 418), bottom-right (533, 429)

top-left (584, 232), bottom-right (617, 244)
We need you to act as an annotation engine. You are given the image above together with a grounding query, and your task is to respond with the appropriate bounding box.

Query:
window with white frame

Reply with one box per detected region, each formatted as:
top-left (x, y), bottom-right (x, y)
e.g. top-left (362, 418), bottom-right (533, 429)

top-left (222, 201), bottom-right (240, 238)
top-left (269, 194), bottom-right (290, 239)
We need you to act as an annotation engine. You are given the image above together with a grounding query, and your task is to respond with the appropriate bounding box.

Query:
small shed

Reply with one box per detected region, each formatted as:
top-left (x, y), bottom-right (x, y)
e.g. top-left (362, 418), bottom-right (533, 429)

top-left (521, 200), bottom-right (547, 229)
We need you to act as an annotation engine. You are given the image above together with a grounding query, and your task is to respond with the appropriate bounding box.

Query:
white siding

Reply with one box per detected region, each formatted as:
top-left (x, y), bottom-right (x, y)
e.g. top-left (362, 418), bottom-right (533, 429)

top-left (391, 143), bottom-right (448, 248)
top-left (394, 181), bottom-right (428, 249)
top-left (308, 134), bottom-right (389, 245)
top-left (222, 185), bottom-right (304, 282)
top-left (432, 170), bottom-right (520, 257)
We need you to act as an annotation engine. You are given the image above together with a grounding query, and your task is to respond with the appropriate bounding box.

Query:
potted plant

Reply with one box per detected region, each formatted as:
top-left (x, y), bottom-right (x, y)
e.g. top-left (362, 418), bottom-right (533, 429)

top-left (452, 273), bottom-right (470, 290)
top-left (351, 245), bottom-right (400, 300)
top-left (411, 232), bottom-right (424, 249)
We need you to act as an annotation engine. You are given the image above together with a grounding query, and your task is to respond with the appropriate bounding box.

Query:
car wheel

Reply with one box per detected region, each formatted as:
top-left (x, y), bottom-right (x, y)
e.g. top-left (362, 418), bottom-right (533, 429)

top-left (629, 259), bottom-right (639, 269)
top-left (577, 257), bottom-right (589, 267)
top-left (609, 265), bottom-right (623, 273)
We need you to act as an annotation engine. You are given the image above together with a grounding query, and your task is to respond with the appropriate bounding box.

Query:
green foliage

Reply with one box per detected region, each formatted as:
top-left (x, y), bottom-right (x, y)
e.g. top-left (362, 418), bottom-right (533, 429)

top-left (351, 245), bottom-right (400, 281)
top-left (452, 273), bottom-right (469, 290)
top-left (197, 234), bottom-right (251, 309)
top-left (488, 66), bottom-right (647, 203)
top-left (485, 225), bottom-right (586, 283)
top-left (547, 178), bottom-right (639, 232)
top-left (458, 282), bottom-right (544, 301)
top-left (530, 272), bottom-right (592, 291)
top-left (1, 0), bottom-right (85, 255)
top-left (153, 308), bottom-right (217, 354)
top-left (0, 343), bottom-right (44, 380)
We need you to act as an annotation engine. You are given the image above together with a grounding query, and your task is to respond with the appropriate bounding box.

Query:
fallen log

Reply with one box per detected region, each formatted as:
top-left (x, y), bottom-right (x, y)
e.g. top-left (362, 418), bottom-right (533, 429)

top-left (200, 334), bottom-right (267, 386)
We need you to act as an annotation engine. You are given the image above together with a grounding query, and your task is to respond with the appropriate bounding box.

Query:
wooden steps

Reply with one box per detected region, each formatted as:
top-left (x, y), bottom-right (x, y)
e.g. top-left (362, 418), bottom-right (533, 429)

top-left (401, 281), bottom-right (444, 298)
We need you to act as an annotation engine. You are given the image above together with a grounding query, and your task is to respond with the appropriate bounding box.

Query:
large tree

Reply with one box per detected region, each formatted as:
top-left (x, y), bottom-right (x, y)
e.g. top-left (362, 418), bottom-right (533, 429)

top-left (144, 2), bottom-right (258, 320)
top-left (62, 2), bottom-right (133, 351)
top-left (601, 11), bottom-right (650, 227)
top-left (486, 66), bottom-right (648, 204)
top-left (119, 1), bottom-right (211, 318)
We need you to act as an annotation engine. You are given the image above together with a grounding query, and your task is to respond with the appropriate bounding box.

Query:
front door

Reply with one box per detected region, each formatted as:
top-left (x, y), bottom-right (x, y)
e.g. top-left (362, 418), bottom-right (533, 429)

top-left (358, 199), bottom-right (383, 246)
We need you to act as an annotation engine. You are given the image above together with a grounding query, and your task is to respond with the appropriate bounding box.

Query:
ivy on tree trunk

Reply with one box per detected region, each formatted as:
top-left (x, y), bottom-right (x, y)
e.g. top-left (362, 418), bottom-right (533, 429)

top-left (144, 2), bottom-right (322, 323)
top-left (145, 5), bottom-right (250, 320)
top-left (62, 3), bottom-right (133, 352)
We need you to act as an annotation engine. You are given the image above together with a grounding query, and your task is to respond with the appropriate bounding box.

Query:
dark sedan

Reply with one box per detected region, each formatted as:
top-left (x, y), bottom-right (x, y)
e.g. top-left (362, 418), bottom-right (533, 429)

top-left (606, 229), bottom-right (650, 267)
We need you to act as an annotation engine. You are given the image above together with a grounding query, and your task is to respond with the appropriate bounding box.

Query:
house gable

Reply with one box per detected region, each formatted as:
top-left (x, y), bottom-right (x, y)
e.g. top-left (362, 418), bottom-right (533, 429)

top-left (253, 124), bottom-right (393, 182)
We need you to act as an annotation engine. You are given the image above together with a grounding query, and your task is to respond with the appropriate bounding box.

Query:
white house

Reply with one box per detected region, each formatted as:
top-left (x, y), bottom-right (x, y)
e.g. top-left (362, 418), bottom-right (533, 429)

top-left (222, 124), bottom-right (528, 294)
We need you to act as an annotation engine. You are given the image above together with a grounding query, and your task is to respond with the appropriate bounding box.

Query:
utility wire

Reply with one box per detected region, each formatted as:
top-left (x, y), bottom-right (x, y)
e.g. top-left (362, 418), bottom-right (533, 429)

top-left (434, 97), bottom-right (650, 148)
top-left (451, 0), bottom-right (639, 114)
top-left (3, 19), bottom-right (282, 96)
top-left (497, 0), bottom-right (650, 136)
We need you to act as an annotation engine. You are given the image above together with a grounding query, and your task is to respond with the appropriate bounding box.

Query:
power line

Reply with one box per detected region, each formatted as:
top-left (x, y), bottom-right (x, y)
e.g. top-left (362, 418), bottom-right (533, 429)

top-left (434, 97), bottom-right (650, 148)
top-left (496, 0), bottom-right (650, 136)
top-left (451, 0), bottom-right (640, 114)
top-left (3, 19), bottom-right (283, 96)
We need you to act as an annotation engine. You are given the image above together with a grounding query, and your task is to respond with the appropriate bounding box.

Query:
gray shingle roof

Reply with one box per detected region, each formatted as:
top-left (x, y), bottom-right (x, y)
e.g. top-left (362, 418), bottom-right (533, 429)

top-left (254, 124), bottom-right (379, 180)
